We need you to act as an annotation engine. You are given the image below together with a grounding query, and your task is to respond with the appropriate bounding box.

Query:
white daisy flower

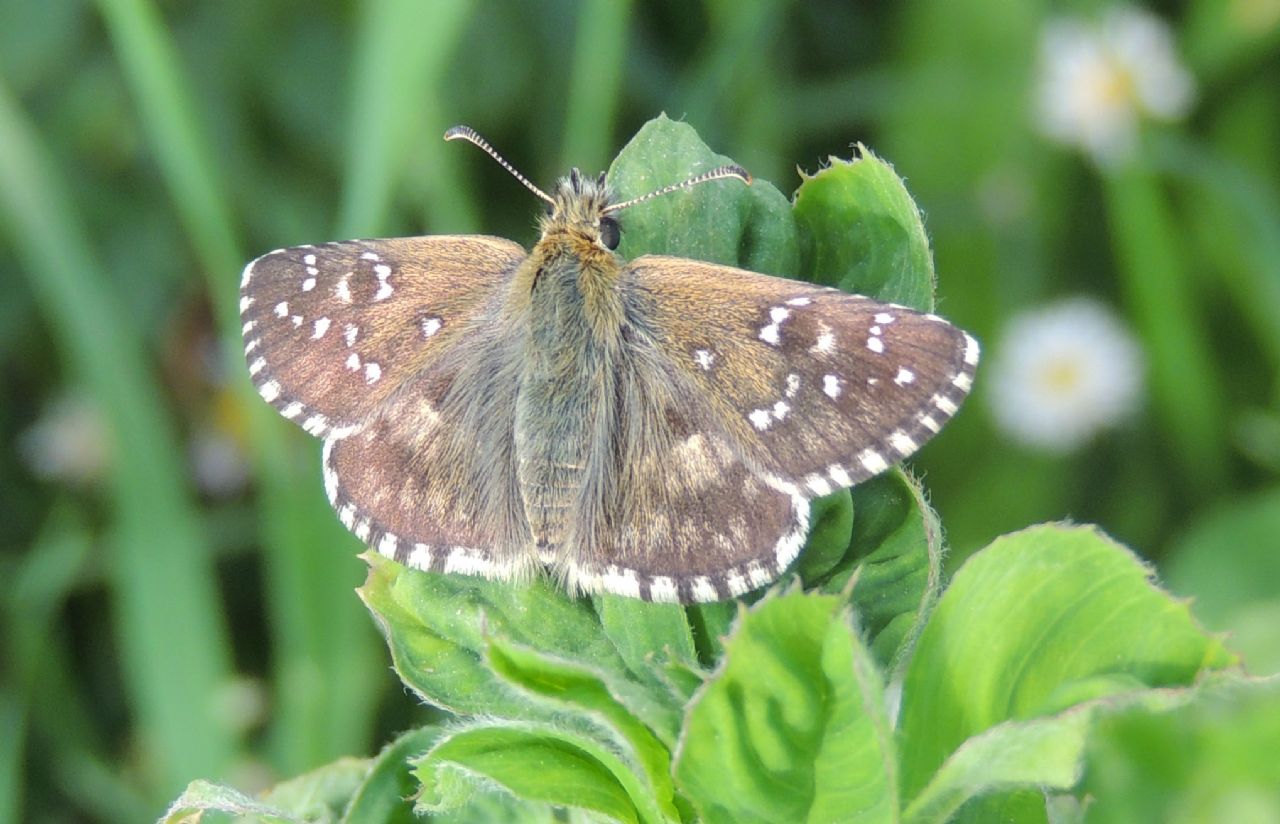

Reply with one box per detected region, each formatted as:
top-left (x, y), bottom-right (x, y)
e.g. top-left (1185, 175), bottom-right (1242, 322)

top-left (988, 298), bottom-right (1144, 452)
top-left (1035, 6), bottom-right (1195, 164)
top-left (18, 393), bottom-right (110, 484)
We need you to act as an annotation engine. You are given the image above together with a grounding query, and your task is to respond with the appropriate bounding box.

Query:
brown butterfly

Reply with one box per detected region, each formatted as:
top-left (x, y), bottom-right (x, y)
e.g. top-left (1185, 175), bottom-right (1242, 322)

top-left (239, 126), bottom-right (978, 603)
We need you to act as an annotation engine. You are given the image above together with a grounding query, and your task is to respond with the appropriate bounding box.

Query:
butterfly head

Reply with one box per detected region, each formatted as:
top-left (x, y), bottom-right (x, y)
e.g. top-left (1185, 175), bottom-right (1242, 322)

top-left (542, 169), bottom-right (621, 252)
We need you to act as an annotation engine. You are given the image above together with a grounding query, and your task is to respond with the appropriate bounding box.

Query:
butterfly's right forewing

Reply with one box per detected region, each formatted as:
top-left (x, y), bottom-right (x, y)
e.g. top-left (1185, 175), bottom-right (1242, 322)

top-left (627, 256), bottom-right (978, 498)
top-left (239, 235), bottom-right (525, 438)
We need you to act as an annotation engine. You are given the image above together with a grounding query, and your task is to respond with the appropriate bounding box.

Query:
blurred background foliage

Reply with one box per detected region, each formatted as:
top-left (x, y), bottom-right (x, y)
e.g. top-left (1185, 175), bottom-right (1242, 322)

top-left (1, 0), bottom-right (1278, 820)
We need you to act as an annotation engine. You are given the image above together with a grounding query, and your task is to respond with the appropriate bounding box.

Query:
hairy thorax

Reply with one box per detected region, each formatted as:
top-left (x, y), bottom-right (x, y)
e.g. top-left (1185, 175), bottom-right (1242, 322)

top-left (511, 231), bottom-right (628, 553)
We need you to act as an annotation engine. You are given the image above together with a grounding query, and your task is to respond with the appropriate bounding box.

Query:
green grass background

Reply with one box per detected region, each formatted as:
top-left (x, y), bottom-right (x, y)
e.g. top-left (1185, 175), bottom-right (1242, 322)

top-left (1, 1), bottom-right (1278, 820)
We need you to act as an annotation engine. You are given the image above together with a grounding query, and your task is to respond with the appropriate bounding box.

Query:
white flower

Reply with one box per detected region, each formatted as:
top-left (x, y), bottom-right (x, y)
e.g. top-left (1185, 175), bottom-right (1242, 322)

top-left (18, 394), bottom-right (110, 484)
top-left (988, 298), bottom-right (1144, 452)
top-left (189, 426), bottom-right (250, 498)
top-left (1035, 6), bottom-right (1195, 164)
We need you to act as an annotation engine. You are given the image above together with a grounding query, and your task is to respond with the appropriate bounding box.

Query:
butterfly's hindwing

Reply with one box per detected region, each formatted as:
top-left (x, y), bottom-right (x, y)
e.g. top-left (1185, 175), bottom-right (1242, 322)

top-left (627, 256), bottom-right (978, 498)
top-left (322, 358), bottom-right (535, 582)
top-left (564, 429), bottom-right (809, 603)
top-left (239, 235), bottom-right (524, 438)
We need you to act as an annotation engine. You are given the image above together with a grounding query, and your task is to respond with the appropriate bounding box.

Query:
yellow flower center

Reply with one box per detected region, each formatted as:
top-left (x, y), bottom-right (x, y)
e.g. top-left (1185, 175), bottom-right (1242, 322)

top-left (1041, 357), bottom-right (1083, 395)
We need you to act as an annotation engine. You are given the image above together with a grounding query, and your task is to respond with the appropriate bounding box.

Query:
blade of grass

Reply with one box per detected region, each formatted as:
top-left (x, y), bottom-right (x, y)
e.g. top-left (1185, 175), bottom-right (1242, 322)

top-left (2, 503), bottom-right (92, 824)
top-left (338, 0), bottom-right (476, 237)
top-left (93, 0), bottom-right (388, 773)
top-left (0, 81), bottom-right (238, 799)
top-left (676, 0), bottom-right (786, 175)
top-left (1103, 163), bottom-right (1227, 489)
top-left (559, 0), bottom-right (632, 174)
top-left (1152, 133), bottom-right (1280, 375)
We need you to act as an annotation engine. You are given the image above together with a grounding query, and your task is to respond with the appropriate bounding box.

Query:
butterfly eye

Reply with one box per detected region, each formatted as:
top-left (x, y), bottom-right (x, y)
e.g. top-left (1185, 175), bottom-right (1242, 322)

top-left (599, 216), bottom-right (620, 250)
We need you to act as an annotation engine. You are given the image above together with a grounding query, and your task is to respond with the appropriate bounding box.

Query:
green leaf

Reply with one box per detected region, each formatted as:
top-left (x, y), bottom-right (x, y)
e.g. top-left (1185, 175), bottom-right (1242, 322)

top-left (1079, 674), bottom-right (1280, 824)
top-left (485, 636), bottom-right (681, 818)
top-left (674, 592), bottom-right (896, 823)
top-left (793, 148), bottom-right (937, 310)
top-left (903, 687), bottom-right (1202, 824)
top-left (897, 524), bottom-right (1238, 818)
top-left (415, 721), bottom-right (673, 824)
top-left (1164, 487), bottom-right (1280, 674)
top-left (824, 469), bottom-right (942, 675)
top-left (594, 596), bottom-right (701, 705)
top-left (361, 552), bottom-right (633, 716)
top-left (340, 726), bottom-right (442, 823)
top-left (260, 757), bottom-right (371, 822)
top-left (795, 490), bottom-right (856, 586)
top-left (159, 779), bottom-right (302, 824)
top-left (608, 113), bottom-right (800, 276)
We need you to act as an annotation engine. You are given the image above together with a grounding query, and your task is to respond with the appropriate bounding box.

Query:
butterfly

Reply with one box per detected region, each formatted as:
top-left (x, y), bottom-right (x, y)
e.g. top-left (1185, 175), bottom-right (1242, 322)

top-left (239, 125), bottom-right (978, 603)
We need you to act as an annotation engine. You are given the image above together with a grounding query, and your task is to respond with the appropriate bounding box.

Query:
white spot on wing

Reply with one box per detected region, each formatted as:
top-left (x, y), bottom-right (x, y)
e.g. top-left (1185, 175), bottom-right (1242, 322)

top-left (785, 296), bottom-right (812, 306)
top-left (889, 430), bottom-right (918, 455)
top-left (785, 373), bottom-right (800, 398)
top-left (373, 263), bottom-right (393, 300)
top-left (344, 324), bottom-right (358, 346)
top-left (274, 301), bottom-right (288, 318)
top-left (859, 449), bottom-right (889, 474)
top-left (346, 352), bottom-right (361, 371)
top-left (749, 409), bottom-right (772, 430)
top-left (805, 474), bottom-right (833, 496)
top-left (874, 312), bottom-right (896, 324)
top-left (919, 414), bottom-right (941, 433)
top-left (772, 400), bottom-right (789, 421)
top-left (725, 570), bottom-right (749, 596)
top-left (811, 323), bottom-right (835, 354)
top-left (408, 544), bottom-right (432, 570)
top-left (421, 317), bottom-right (442, 338)
top-left (364, 362), bottom-right (381, 384)
top-left (953, 373), bottom-right (973, 392)
top-left (694, 349), bottom-right (715, 370)
top-left (248, 357), bottom-right (266, 376)
top-left (933, 394), bottom-right (959, 415)
top-left (302, 277), bottom-right (316, 292)
top-left (823, 374), bottom-right (842, 399)
top-left (828, 465), bottom-right (853, 487)
top-left (964, 333), bottom-right (981, 366)
top-left (335, 274), bottom-right (352, 303)
top-left (378, 533), bottom-right (398, 558)
top-left (601, 565), bottom-right (641, 599)
top-left (312, 317), bottom-right (331, 339)
top-left (648, 576), bottom-right (679, 603)
top-left (867, 336), bottom-right (885, 354)
top-left (303, 414), bottom-right (328, 436)
top-left (303, 253), bottom-right (316, 266)
top-left (360, 251), bottom-right (380, 261)
top-left (239, 295), bottom-right (253, 313)
top-left (895, 367), bottom-right (915, 385)
top-left (259, 380), bottom-right (281, 403)
top-left (690, 576), bottom-right (718, 602)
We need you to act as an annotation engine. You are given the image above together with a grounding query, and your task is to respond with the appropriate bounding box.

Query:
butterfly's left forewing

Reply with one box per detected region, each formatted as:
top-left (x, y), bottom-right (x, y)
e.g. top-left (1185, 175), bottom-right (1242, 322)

top-left (626, 256), bottom-right (978, 498)
top-left (240, 235), bottom-right (525, 438)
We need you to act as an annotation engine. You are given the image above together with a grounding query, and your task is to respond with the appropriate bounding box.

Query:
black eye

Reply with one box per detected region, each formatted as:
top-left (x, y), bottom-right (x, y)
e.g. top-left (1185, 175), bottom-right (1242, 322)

top-left (599, 216), bottom-right (620, 250)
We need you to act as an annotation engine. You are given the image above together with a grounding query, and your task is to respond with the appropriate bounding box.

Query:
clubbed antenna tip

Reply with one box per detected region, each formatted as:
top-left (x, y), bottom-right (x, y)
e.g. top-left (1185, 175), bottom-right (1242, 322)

top-left (444, 125), bottom-right (554, 206)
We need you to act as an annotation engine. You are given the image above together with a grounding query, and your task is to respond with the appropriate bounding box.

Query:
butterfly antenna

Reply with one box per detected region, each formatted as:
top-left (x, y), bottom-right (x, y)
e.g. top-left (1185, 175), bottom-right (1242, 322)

top-left (444, 125), bottom-right (555, 207)
top-left (602, 164), bottom-right (752, 215)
